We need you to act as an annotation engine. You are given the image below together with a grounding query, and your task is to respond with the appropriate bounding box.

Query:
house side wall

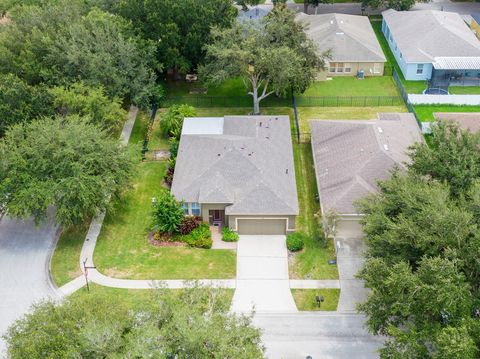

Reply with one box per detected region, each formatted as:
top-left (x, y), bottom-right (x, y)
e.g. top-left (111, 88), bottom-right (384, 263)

top-left (329, 62), bottom-right (385, 77)
top-left (382, 18), bottom-right (432, 81)
top-left (228, 215), bottom-right (297, 233)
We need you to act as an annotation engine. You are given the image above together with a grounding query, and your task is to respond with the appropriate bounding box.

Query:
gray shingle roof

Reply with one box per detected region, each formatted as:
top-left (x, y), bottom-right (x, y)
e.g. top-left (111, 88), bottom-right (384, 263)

top-left (297, 13), bottom-right (386, 63)
top-left (171, 116), bottom-right (299, 216)
top-left (434, 112), bottom-right (480, 133)
top-left (382, 9), bottom-right (480, 63)
top-left (310, 113), bottom-right (423, 215)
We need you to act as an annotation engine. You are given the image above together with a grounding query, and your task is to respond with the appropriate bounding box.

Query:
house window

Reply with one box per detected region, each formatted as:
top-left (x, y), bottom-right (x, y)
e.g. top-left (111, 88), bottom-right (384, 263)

top-left (191, 203), bottom-right (201, 216)
top-left (399, 52), bottom-right (402, 59)
top-left (344, 63), bottom-right (351, 73)
top-left (389, 34), bottom-right (393, 42)
top-left (329, 62), bottom-right (336, 72)
top-left (337, 63), bottom-right (344, 73)
top-left (373, 63), bottom-right (381, 74)
top-left (182, 203), bottom-right (189, 215)
top-left (416, 64), bottom-right (424, 75)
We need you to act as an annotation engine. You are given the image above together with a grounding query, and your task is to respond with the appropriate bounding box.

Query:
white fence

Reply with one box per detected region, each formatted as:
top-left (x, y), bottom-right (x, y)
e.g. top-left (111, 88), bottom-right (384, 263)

top-left (408, 94), bottom-right (480, 105)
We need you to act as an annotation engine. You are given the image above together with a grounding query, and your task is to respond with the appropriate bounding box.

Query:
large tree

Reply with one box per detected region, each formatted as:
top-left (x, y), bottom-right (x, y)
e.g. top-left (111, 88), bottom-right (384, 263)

top-left (361, 0), bottom-right (425, 11)
top-left (357, 121), bottom-right (480, 358)
top-left (200, 7), bottom-right (327, 114)
top-left (0, 0), bottom-right (157, 106)
top-left (0, 73), bottom-right (53, 136)
top-left (113, 0), bottom-right (237, 73)
top-left (4, 285), bottom-right (264, 358)
top-left (0, 116), bottom-right (132, 226)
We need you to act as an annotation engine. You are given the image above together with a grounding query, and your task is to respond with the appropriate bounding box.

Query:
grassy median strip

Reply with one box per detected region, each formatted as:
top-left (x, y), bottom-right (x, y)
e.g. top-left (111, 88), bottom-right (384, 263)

top-left (291, 289), bottom-right (340, 311)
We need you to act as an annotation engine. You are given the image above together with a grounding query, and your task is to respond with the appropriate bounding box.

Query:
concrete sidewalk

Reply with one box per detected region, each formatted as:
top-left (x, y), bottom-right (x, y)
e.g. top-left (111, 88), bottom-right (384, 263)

top-left (231, 235), bottom-right (297, 313)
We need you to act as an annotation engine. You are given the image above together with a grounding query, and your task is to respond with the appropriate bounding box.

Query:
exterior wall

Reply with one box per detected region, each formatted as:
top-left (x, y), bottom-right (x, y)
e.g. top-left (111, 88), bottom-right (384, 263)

top-left (200, 204), bottom-right (228, 226)
top-left (228, 215), bottom-right (297, 234)
top-left (382, 18), bottom-right (432, 81)
top-left (471, 19), bottom-right (480, 40)
top-left (326, 61), bottom-right (385, 77)
top-left (408, 94), bottom-right (480, 105)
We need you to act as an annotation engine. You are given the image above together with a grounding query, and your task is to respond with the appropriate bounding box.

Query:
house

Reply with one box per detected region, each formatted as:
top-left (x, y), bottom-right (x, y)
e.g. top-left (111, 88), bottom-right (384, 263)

top-left (470, 13), bottom-right (480, 40)
top-left (297, 13), bottom-right (386, 78)
top-left (237, 6), bottom-right (270, 23)
top-left (434, 112), bottom-right (480, 133)
top-left (310, 113), bottom-right (423, 238)
top-left (382, 9), bottom-right (480, 87)
top-left (171, 116), bottom-right (299, 235)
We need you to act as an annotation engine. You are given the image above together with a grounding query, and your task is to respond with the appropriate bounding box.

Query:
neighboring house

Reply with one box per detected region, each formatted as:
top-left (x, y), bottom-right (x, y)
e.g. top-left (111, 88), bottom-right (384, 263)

top-left (434, 112), bottom-right (480, 133)
top-left (237, 6), bottom-right (270, 22)
top-left (310, 113), bottom-right (423, 238)
top-left (171, 116), bottom-right (299, 235)
top-left (297, 13), bottom-right (386, 78)
top-left (382, 9), bottom-right (480, 87)
top-left (471, 13), bottom-right (480, 40)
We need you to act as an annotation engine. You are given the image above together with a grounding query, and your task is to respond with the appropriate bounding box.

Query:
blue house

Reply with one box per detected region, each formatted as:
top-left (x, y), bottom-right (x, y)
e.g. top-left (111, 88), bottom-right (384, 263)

top-left (382, 9), bottom-right (480, 87)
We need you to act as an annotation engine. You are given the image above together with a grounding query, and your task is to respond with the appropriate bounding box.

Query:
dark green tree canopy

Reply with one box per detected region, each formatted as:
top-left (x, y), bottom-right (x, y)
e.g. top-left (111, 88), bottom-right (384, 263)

top-left (362, 0), bottom-right (426, 11)
top-left (4, 285), bottom-right (265, 358)
top-left (0, 0), bottom-right (156, 106)
top-left (357, 121), bottom-right (480, 358)
top-left (0, 116), bottom-right (132, 226)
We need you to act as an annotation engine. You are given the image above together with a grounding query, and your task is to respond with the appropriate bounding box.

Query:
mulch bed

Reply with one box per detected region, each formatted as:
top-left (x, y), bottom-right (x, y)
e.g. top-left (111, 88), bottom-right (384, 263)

top-left (148, 232), bottom-right (186, 247)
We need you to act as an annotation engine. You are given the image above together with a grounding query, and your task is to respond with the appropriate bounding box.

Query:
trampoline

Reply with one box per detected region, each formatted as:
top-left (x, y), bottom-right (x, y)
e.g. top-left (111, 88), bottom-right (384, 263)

top-left (423, 88), bottom-right (449, 95)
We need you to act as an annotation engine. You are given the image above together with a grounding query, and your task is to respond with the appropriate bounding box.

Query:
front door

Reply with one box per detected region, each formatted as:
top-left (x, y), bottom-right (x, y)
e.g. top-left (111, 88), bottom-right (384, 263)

top-left (209, 210), bottom-right (224, 226)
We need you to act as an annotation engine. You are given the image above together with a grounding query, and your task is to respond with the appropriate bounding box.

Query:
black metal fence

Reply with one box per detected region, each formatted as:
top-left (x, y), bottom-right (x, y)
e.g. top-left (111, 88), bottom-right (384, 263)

top-left (392, 68), bottom-right (422, 129)
top-left (165, 94), bottom-right (403, 108)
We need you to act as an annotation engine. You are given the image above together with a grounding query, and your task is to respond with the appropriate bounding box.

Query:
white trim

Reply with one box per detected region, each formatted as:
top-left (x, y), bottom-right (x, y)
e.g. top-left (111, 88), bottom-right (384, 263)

top-left (233, 217), bottom-right (293, 233)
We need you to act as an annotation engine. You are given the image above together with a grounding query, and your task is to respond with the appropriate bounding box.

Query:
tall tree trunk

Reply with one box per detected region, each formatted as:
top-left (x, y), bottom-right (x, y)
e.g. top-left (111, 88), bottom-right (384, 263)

top-left (304, 3), bottom-right (309, 13)
top-left (252, 87), bottom-right (260, 115)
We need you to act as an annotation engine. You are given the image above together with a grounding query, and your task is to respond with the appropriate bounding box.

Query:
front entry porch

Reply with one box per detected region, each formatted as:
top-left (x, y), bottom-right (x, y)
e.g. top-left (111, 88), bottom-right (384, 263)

top-left (208, 209), bottom-right (225, 227)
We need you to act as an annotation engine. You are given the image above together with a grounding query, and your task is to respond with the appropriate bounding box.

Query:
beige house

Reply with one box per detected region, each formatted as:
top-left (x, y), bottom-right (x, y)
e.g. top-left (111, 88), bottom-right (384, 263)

top-left (297, 13), bottom-right (386, 78)
top-left (310, 113), bottom-right (423, 239)
top-left (171, 116), bottom-right (299, 235)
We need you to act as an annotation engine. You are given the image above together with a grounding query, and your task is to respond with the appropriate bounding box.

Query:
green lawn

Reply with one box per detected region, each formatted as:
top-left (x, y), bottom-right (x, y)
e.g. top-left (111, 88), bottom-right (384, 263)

top-left (51, 223), bottom-right (88, 287)
top-left (291, 289), bottom-right (340, 311)
top-left (370, 21), bottom-right (427, 94)
top-left (414, 105), bottom-right (480, 122)
top-left (449, 86), bottom-right (480, 95)
top-left (71, 284), bottom-right (234, 308)
top-left (301, 77), bottom-right (400, 97)
top-left (164, 77), bottom-right (248, 97)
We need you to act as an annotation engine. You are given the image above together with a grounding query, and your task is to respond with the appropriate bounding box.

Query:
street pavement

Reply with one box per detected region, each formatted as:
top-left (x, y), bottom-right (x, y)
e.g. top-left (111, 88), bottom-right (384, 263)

top-left (0, 212), bottom-right (59, 357)
top-left (253, 312), bottom-right (383, 358)
top-left (231, 235), bottom-right (298, 313)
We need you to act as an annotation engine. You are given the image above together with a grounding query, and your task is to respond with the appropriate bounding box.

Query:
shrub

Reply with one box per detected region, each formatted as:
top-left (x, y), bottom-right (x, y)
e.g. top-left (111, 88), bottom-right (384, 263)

top-left (286, 232), bottom-right (306, 252)
top-left (184, 223), bottom-right (212, 249)
top-left (160, 104), bottom-right (196, 138)
top-left (169, 137), bottom-right (179, 158)
top-left (222, 227), bottom-right (239, 242)
top-left (151, 192), bottom-right (183, 235)
top-left (180, 215), bottom-right (202, 235)
top-left (164, 166), bottom-right (174, 187)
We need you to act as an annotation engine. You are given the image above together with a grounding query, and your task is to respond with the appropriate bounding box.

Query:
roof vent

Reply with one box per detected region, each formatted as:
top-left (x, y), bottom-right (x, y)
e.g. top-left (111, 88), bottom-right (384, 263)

top-left (383, 144), bottom-right (389, 151)
top-left (259, 122), bottom-right (262, 127)
top-left (217, 153), bottom-right (221, 156)
top-left (378, 127), bottom-right (383, 133)
top-left (336, 32), bottom-right (344, 35)
top-left (286, 169), bottom-right (289, 174)
top-left (330, 20), bottom-right (334, 24)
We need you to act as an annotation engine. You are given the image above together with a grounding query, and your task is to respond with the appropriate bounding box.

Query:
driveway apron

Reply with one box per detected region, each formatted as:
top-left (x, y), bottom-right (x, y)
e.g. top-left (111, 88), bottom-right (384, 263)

top-left (231, 235), bottom-right (297, 313)
top-left (336, 237), bottom-right (370, 312)
top-left (0, 213), bottom-right (59, 356)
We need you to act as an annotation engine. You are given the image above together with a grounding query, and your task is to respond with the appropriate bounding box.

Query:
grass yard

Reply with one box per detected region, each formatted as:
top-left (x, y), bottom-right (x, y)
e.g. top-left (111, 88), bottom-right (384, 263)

top-left (296, 106), bottom-right (407, 133)
top-left (370, 21), bottom-right (427, 94)
top-left (291, 289), bottom-right (340, 311)
top-left (449, 86), bottom-right (480, 95)
top-left (71, 284), bottom-right (234, 308)
top-left (289, 143), bottom-right (338, 280)
top-left (301, 76), bottom-right (400, 97)
top-left (164, 77), bottom-right (249, 97)
top-left (414, 105), bottom-right (480, 122)
top-left (51, 223), bottom-right (88, 287)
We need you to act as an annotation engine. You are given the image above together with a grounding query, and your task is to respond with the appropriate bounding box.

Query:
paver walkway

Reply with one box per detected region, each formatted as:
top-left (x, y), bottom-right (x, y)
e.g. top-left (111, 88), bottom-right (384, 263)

top-left (210, 226), bottom-right (237, 250)
top-left (231, 235), bottom-right (297, 313)
top-left (336, 237), bottom-right (370, 312)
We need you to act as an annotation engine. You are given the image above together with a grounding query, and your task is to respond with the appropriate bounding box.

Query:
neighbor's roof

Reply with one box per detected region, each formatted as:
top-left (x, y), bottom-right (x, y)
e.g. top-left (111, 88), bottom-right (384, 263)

top-left (471, 13), bottom-right (480, 25)
top-left (310, 113), bottom-right (423, 215)
top-left (382, 9), bottom-right (480, 64)
top-left (171, 116), bottom-right (299, 216)
top-left (238, 6), bottom-right (270, 22)
top-left (297, 13), bottom-right (386, 63)
top-left (434, 112), bottom-right (480, 133)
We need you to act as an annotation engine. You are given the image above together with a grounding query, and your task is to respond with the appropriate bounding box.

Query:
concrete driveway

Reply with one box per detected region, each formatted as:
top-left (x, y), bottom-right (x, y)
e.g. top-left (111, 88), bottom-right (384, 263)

top-left (336, 237), bottom-right (370, 312)
top-left (0, 214), bottom-right (59, 356)
top-left (254, 312), bottom-right (383, 358)
top-left (231, 235), bottom-right (297, 313)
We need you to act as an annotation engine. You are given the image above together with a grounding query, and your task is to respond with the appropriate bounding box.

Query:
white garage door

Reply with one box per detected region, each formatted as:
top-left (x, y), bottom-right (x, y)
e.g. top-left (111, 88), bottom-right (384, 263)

top-left (335, 219), bottom-right (364, 239)
top-left (237, 219), bottom-right (287, 235)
